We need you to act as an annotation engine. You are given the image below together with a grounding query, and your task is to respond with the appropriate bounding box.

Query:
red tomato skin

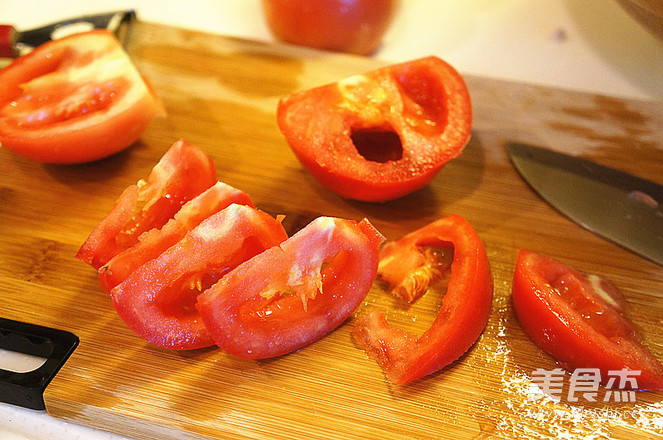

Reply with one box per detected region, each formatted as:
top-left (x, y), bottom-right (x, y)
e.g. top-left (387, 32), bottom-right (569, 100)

top-left (76, 139), bottom-right (216, 270)
top-left (277, 57), bottom-right (472, 202)
top-left (261, 0), bottom-right (398, 55)
top-left (99, 181), bottom-right (254, 293)
top-left (196, 217), bottom-right (384, 359)
top-left (352, 214), bottom-right (493, 385)
top-left (110, 204), bottom-right (288, 350)
top-left (0, 30), bottom-right (163, 164)
top-left (512, 249), bottom-right (663, 390)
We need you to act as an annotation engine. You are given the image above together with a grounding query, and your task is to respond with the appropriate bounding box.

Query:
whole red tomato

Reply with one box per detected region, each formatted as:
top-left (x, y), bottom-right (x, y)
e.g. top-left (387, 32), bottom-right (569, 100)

top-left (261, 0), bottom-right (398, 55)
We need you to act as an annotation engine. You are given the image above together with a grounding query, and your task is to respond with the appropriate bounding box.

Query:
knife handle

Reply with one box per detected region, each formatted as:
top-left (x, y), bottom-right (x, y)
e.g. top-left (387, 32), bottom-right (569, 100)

top-left (0, 25), bottom-right (17, 58)
top-left (0, 318), bottom-right (78, 410)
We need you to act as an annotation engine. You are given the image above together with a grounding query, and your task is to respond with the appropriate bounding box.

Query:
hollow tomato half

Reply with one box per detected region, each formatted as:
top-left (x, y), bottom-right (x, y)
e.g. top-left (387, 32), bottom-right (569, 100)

top-left (196, 217), bottom-right (384, 359)
top-left (111, 204), bottom-right (288, 350)
top-left (353, 214), bottom-right (493, 385)
top-left (0, 30), bottom-right (163, 164)
top-left (276, 56), bottom-right (472, 202)
top-left (76, 139), bottom-right (216, 270)
top-left (512, 249), bottom-right (663, 390)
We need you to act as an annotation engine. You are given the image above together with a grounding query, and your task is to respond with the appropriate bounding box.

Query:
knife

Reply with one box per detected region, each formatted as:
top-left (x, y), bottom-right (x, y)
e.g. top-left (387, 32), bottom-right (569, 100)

top-left (0, 9), bottom-right (136, 58)
top-left (506, 141), bottom-right (663, 266)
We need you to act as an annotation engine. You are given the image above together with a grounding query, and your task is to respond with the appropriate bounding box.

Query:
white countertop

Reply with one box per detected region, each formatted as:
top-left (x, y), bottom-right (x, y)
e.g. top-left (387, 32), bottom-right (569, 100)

top-left (1, 1), bottom-right (662, 439)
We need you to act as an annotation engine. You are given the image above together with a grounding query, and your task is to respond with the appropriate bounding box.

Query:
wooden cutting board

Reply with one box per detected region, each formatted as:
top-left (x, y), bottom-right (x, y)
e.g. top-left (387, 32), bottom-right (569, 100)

top-left (1, 21), bottom-right (663, 440)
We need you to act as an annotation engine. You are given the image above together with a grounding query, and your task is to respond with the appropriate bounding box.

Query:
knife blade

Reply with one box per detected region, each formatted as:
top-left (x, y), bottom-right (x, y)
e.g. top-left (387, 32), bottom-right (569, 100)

top-left (506, 141), bottom-right (663, 266)
top-left (0, 9), bottom-right (136, 58)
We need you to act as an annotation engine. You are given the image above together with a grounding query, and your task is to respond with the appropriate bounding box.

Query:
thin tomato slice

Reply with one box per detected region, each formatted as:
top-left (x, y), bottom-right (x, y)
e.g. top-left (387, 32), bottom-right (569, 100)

top-left (276, 56), bottom-right (472, 202)
top-left (353, 214), bottom-right (493, 385)
top-left (512, 249), bottom-right (663, 390)
top-left (111, 204), bottom-right (288, 350)
top-left (99, 181), bottom-right (254, 293)
top-left (196, 217), bottom-right (384, 359)
top-left (0, 30), bottom-right (163, 163)
top-left (76, 139), bottom-right (216, 270)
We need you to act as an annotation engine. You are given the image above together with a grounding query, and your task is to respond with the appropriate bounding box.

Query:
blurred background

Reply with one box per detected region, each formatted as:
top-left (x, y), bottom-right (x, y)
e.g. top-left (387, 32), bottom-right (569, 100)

top-left (1, 0), bottom-right (663, 101)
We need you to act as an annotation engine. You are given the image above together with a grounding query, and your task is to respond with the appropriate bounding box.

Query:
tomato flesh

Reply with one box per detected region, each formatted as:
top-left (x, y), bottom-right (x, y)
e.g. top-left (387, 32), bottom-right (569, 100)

top-left (111, 204), bottom-right (288, 350)
top-left (196, 217), bottom-right (384, 359)
top-left (353, 214), bottom-right (493, 384)
top-left (0, 30), bottom-right (163, 163)
top-left (76, 139), bottom-right (216, 270)
top-left (512, 249), bottom-right (663, 390)
top-left (99, 181), bottom-right (254, 293)
top-left (276, 57), bottom-right (472, 202)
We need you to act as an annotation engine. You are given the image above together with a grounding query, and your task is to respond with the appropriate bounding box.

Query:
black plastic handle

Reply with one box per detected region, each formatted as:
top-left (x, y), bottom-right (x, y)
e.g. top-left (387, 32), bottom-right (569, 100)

top-left (0, 318), bottom-right (78, 410)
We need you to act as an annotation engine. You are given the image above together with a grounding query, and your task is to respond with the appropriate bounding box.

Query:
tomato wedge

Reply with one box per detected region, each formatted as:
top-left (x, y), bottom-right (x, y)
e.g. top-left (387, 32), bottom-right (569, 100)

top-left (0, 30), bottom-right (163, 164)
top-left (276, 56), bottom-right (472, 202)
top-left (196, 217), bottom-right (384, 359)
top-left (512, 249), bottom-right (663, 390)
top-left (353, 214), bottom-right (493, 385)
top-left (76, 139), bottom-right (216, 270)
top-left (111, 204), bottom-right (288, 350)
top-left (99, 181), bottom-right (254, 293)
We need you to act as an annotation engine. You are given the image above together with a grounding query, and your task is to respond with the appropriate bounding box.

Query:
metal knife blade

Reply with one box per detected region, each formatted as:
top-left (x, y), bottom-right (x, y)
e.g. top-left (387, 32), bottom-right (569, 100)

top-left (0, 10), bottom-right (135, 58)
top-left (506, 141), bottom-right (663, 265)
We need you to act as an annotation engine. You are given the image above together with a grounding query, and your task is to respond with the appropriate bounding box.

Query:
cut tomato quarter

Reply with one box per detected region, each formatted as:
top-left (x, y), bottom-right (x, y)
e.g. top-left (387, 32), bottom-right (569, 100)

top-left (197, 217), bottom-right (384, 359)
top-left (512, 249), bottom-right (663, 390)
top-left (99, 181), bottom-right (254, 293)
top-left (277, 56), bottom-right (472, 202)
top-left (0, 30), bottom-right (163, 163)
top-left (353, 214), bottom-right (493, 385)
top-left (76, 139), bottom-right (216, 270)
top-left (111, 204), bottom-right (288, 350)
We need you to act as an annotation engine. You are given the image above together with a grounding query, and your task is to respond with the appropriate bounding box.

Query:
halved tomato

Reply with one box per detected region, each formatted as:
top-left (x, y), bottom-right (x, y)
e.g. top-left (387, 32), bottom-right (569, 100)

top-left (196, 217), bottom-right (384, 359)
top-left (76, 139), bottom-right (216, 270)
top-left (353, 214), bottom-right (493, 385)
top-left (0, 30), bottom-right (163, 163)
top-left (276, 56), bottom-right (472, 202)
top-left (111, 204), bottom-right (288, 350)
top-left (99, 181), bottom-right (254, 293)
top-left (513, 249), bottom-right (663, 390)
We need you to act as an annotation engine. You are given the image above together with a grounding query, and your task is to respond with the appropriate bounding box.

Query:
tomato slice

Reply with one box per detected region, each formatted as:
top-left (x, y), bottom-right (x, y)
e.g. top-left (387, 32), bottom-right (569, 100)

top-left (196, 217), bottom-right (384, 359)
top-left (76, 139), bottom-right (216, 270)
top-left (0, 30), bottom-right (163, 164)
top-left (111, 204), bottom-right (288, 350)
top-left (98, 181), bottom-right (254, 293)
top-left (276, 56), bottom-right (472, 202)
top-left (512, 249), bottom-right (663, 390)
top-left (352, 214), bottom-right (493, 385)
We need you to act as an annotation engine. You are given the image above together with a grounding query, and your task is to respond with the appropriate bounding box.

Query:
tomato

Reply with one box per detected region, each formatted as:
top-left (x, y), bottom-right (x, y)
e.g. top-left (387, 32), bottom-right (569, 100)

top-left (76, 139), bottom-right (216, 270)
top-left (352, 214), bottom-right (493, 385)
top-left (196, 217), bottom-right (384, 359)
top-left (261, 0), bottom-right (398, 55)
top-left (512, 249), bottom-right (663, 390)
top-left (111, 204), bottom-right (288, 350)
top-left (0, 30), bottom-right (163, 164)
top-left (276, 56), bottom-right (472, 202)
top-left (98, 181), bottom-right (254, 293)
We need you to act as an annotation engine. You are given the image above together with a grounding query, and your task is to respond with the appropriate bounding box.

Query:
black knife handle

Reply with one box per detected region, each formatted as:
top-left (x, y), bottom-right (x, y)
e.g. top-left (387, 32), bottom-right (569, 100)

top-left (0, 318), bottom-right (78, 410)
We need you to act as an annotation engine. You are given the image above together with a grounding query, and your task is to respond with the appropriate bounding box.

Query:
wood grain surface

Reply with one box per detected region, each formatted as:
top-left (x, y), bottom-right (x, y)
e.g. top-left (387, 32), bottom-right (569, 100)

top-left (1, 21), bottom-right (663, 440)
